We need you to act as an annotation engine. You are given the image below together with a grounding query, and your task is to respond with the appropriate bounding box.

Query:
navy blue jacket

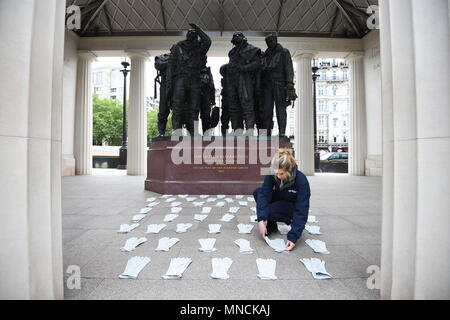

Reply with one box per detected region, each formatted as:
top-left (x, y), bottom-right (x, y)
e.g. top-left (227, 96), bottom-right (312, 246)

top-left (256, 168), bottom-right (311, 243)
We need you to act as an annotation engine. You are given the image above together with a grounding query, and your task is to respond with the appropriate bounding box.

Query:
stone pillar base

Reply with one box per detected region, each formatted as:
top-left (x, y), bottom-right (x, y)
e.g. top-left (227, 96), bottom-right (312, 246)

top-left (62, 154), bottom-right (75, 176)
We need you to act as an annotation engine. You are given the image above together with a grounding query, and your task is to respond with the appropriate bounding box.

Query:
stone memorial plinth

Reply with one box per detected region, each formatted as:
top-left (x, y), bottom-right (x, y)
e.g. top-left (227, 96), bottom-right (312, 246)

top-left (145, 136), bottom-right (293, 195)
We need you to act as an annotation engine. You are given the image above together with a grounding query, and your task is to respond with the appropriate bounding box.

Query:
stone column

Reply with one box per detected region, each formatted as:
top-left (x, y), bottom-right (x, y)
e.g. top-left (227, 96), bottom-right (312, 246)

top-left (379, 0), bottom-right (450, 299)
top-left (126, 50), bottom-right (149, 176)
top-left (293, 52), bottom-right (315, 176)
top-left (346, 51), bottom-right (367, 176)
top-left (74, 51), bottom-right (96, 175)
top-left (0, 0), bottom-right (65, 299)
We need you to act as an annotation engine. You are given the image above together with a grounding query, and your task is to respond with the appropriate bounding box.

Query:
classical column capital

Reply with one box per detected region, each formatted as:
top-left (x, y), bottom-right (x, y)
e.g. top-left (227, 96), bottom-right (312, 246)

top-left (345, 51), bottom-right (365, 61)
top-left (292, 50), bottom-right (317, 60)
top-left (77, 50), bottom-right (97, 60)
top-left (125, 49), bottom-right (151, 59)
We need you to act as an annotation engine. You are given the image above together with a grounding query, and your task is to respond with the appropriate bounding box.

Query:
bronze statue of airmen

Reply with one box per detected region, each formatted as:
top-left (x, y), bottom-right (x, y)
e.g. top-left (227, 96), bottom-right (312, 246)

top-left (261, 34), bottom-right (297, 137)
top-left (166, 23), bottom-right (211, 135)
top-left (154, 53), bottom-right (171, 137)
top-left (227, 32), bottom-right (262, 136)
top-left (197, 57), bottom-right (217, 134)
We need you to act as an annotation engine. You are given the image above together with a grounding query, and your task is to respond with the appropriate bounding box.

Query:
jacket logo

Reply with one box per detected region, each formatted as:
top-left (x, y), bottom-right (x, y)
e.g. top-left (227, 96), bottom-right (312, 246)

top-left (288, 190), bottom-right (297, 193)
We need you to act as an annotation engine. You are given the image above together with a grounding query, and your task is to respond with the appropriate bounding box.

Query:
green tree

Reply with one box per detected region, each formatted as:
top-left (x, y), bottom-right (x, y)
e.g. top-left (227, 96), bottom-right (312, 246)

top-left (92, 93), bottom-right (126, 146)
top-left (147, 106), bottom-right (173, 142)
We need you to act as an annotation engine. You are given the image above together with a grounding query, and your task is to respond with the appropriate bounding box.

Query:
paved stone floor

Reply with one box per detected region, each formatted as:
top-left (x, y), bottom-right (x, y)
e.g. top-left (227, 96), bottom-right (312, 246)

top-left (62, 169), bottom-right (381, 300)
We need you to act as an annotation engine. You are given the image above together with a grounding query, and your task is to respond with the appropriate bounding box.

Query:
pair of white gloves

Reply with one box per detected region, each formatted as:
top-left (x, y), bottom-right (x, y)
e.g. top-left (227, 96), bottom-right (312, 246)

top-left (265, 236), bottom-right (287, 253)
top-left (146, 201), bottom-right (160, 207)
top-left (238, 201), bottom-right (248, 206)
top-left (234, 239), bottom-right (254, 254)
top-left (215, 201), bottom-right (226, 207)
top-left (121, 237), bottom-right (147, 252)
top-left (119, 256), bottom-right (150, 279)
top-left (193, 201), bottom-right (205, 207)
top-left (176, 223), bottom-right (192, 233)
top-left (305, 225), bottom-right (321, 235)
top-left (305, 239), bottom-right (330, 254)
top-left (300, 258), bottom-right (332, 280)
top-left (256, 258), bottom-right (277, 280)
top-left (237, 223), bottom-right (254, 234)
top-left (194, 214), bottom-right (208, 221)
top-left (162, 257), bottom-right (192, 279)
top-left (163, 214), bottom-right (179, 222)
top-left (208, 224), bottom-right (221, 234)
top-left (220, 214), bottom-right (235, 222)
top-left (155, 237), bottom-right (179, 251)
top-left (201, 207), bottom-right (212, 214)
top-left (117, 223), bottom-right (139, 233)
top-left (198, 238), bottom-right (217, 252)
top-left (210, 258), bottom-right (233, 279)
top-left (146, 224), bottom-right (166, 234)
top-left (228, 207), bottom-right (240, 213)
top-left (139, 207), bottom-right (152, 214)
top-left (131, 214), bottom-right (146, 223)
top-left (171, 207), bottom-right (183, 214)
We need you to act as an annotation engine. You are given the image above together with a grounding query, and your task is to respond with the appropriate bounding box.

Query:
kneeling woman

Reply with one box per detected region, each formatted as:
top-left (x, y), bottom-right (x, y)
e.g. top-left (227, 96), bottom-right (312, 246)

top-left (253, 149), bottom-right (311, 251)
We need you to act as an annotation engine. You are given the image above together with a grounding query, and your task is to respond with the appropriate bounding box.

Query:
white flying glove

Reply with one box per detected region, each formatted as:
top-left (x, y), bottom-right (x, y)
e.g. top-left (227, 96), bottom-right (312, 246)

top-left (176, 223), bottom-right (193, 233)
top-left (121, 237), bottom-right (147, 252)
top-left (160, 194), bottom-right (173, 198)
top-left (146, 202), bottom-right (160, 207)
top-left (201, 207), bottom-right (212, 214)
top-left (199, 195), bottom-right (209, 199)
top-left (162, 257), bottom-right (192, 280)
top-left (265, 236), bottom-right (287, 253)
top-left (234, 239), bottom-right (254, 254)
top-left (224, 198), bottom-right (234, 203)
top-left (250, 207), bottom-right (256, 212)
top-left (210, 257), bottom-right (233, 280)
top-left (178, 194), bottom-right (189, 198)
top-left (171, 207), bottom-right (183, 214)
top-left (194, 214), bottom-right (208, 221)
top-left (165, 197), bottom-right (176, 203)
top-left (170, 202), bottom-right (182, 207)
top-left (228, 207), bottom-right (240, 214)
top-left (117, 223), bottom-right (139, 233)
top-left (235, 195), bottom-right (244, 199)
top-left (238, 201), bottom-right (248, 206)
top-left (206, 197), bottom-right (217, 202)
top-left (198, 238), bottom-right (217, 252)
top-left (193, 201), bottom-right (205, 207)
top-left (220, 214), bottom-right (235, 222)
top-left (215, 201), bottom-right (225, 207)
top-left (139, 207), bottom-right (152, 214)
top-left (300, 258), bottom-right (332, 280)
top-left (237, 223), bottom-right (254, 234)
top-left (164, 214), bottom-right (179, 222)
top-left (119, 256), bottom-right (150, 279)
top-left (155, 237), bottom-right (179, 251)
top-left (131, 214), bottom-right (146, 223)
top-left (217, 195), bottom-right (226, 199)
top-left (247, 197), bottom-right (255, 202)
top-left (256, 258), bottom-right (277, 280)
top-left (305, 239), bottom-right (330, 254)
top-left (250, 215), bottom-right (257, 223)
top-left (146, 224), bottom-right (166, 234)
top-left (305, 225), bottom-right (321, 235)
top-left (186, 197), bottom-right (197, 202)
top-left (278, 224), bottom-right (291, 235)
top-left (308, 215), bottom-right (318, 223)
top-left (208, 224), bottom-right (222, 234)
top-left (146, 197), bottom-right (157, 202)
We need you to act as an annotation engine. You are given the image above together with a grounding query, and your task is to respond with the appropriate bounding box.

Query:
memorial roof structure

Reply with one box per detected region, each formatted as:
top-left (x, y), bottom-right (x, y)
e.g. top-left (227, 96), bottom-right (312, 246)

top-left (67, 0), bottom-right (378, 39)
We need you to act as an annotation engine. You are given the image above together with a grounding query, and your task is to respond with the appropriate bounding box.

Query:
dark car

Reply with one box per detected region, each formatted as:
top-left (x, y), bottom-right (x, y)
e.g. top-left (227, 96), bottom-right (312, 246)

top-left (319, 152), bottom-right (348, 173)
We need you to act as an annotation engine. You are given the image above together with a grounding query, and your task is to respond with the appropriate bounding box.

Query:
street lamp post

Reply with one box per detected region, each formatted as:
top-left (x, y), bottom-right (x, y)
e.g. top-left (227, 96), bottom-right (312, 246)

top-left (312, 60), bottom-right (321, 172)
top-left (117, 61), bottom-right (129, 170)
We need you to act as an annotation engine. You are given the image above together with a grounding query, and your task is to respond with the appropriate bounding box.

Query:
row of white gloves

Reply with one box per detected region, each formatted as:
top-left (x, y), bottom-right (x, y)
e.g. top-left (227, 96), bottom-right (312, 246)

top-left (119, 256), bottom-right (331, 280)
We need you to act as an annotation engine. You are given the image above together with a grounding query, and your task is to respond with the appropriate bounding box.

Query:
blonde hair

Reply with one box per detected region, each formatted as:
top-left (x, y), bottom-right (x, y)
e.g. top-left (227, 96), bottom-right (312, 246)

top-left (271, 148), bottom-right (297, 180)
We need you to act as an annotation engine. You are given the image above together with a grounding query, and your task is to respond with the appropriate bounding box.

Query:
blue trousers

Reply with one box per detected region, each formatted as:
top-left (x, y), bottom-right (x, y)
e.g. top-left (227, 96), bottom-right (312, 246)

top-left (253, 187), bottom-right (295, 224)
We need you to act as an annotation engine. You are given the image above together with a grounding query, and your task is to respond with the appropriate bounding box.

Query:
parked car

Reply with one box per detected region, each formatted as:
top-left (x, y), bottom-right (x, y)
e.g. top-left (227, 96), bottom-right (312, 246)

top-left (319, 152), bottom-right (348, 173)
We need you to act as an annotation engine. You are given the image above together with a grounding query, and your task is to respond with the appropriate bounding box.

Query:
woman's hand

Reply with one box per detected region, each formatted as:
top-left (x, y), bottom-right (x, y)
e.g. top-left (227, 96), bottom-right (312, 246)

top-left (285, 240), bottom-right (296, 251)
top-left (258, 221), bottom-right (267, 239)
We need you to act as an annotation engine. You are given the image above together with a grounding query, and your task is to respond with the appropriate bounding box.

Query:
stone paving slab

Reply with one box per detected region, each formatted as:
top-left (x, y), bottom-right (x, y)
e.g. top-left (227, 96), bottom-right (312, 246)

top-left (62, 170), bottom-right (381, 300)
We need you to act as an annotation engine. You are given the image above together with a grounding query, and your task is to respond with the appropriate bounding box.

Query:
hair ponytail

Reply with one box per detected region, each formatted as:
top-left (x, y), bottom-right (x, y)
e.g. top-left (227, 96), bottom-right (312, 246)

top-left (271, 148), bottom-right (297, 179)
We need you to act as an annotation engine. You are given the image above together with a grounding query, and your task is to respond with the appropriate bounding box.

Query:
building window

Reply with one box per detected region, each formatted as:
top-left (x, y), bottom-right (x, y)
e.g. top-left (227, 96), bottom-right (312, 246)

top-left (333, 118), bottom-right (338, 127)
top-left (343, 131), bottom-right (347, 143)
top-left (318, 86), bottom-right (324, 96)
top-left (332, 70), bottom-right (337, 80)
top-left (110, 96), bottom-right (116, 100)
top-left (111, 88), bottom-right (117, 93)
top-left (333, 136), bottom-right (337, 143)
top-left (318, 115), bottom-right (327, 128)
top-left (332, 86), bottom-right (338, 96)
top-left (332, 103), bottom-right (338, 112)
top-left (343, 70), bottom-right (348, 80)
top-left (93, 72), bottom-right (103, 85)
top-left (318, 100), bottom-right (327, 111)
top-left (94, 86), bottom-right (101, 93)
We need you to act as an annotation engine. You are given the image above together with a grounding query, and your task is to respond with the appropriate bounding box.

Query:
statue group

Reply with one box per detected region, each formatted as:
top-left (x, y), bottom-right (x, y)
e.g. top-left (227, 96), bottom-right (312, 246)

top-left (155, 23), bottom-right (297, 138)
